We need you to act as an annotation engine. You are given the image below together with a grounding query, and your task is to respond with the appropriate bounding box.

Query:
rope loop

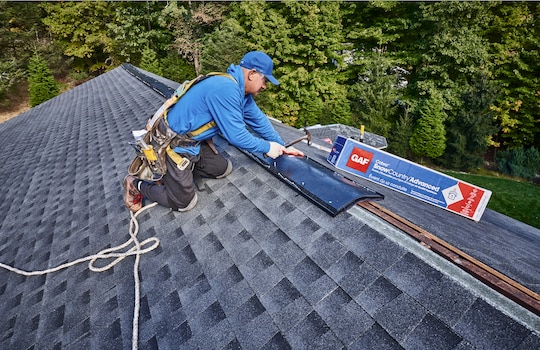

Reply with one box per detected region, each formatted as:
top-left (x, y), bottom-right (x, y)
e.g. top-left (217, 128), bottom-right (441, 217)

top-left (0, 202), bottom-right (159, 350)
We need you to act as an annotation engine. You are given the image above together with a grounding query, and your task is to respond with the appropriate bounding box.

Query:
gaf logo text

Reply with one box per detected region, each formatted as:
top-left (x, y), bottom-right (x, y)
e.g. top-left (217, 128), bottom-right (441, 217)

top-left (346, 147), bottom-right (373, 173)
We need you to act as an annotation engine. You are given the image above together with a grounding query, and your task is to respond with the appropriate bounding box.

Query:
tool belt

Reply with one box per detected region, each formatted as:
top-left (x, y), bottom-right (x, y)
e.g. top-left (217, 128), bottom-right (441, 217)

top-left (128, 72), bottom-right (235, 181)
top-left (128, 117), bottom-right (214, 181)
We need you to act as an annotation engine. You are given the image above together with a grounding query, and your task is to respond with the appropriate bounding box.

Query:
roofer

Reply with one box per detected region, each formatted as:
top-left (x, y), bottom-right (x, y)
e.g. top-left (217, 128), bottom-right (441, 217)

top-left (123, 51), bottom-right (303, 212)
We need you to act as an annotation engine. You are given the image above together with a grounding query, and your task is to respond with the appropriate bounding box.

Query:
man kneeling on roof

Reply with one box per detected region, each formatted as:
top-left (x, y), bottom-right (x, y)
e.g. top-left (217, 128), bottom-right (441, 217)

top-left (123, 51), bottom-right (303, 212)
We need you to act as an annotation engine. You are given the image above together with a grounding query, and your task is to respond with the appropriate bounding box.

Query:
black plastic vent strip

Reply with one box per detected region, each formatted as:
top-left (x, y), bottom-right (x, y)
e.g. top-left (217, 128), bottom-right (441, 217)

top-left (242, 150), bottom-right (384, 216)
top-left (122, 63), bottom-right (175, 98)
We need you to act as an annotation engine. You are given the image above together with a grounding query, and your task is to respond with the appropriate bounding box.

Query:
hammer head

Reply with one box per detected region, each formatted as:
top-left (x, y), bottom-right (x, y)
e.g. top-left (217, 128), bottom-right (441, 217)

top-left (303, 126), bottom-right (312, 145)
top-left (284, 125), bottom-right (313, 148)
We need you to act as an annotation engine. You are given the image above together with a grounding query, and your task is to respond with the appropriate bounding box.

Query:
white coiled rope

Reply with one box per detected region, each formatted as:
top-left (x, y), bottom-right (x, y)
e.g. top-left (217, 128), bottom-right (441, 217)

top-left (0, 203), bottom-right (160, 350)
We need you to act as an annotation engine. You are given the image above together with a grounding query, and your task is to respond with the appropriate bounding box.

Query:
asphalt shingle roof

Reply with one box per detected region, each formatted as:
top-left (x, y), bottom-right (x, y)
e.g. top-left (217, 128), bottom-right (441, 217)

top-left (0, 65), bottom-right (539, 349)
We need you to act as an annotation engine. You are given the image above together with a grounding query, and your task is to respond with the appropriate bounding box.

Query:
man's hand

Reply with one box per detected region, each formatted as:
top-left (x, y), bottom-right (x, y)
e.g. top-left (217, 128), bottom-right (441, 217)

top-left (283, 146), bottom-right (304, 157)
top-left (266, 141), bottom-right (286, 159)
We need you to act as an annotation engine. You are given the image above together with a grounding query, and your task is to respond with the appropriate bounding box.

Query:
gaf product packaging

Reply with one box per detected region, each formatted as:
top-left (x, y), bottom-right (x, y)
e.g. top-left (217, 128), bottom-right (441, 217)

top-left (328, 136), bottom-right (491, 221)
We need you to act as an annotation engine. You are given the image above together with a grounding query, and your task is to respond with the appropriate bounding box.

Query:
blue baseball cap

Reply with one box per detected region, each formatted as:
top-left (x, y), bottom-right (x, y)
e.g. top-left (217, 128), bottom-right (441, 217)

top-left (239, 51), bottom-right (280, 85)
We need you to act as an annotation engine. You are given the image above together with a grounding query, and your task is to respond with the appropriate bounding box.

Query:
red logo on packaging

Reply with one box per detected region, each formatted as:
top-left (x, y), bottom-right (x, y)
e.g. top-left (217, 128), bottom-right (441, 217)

top-left (447, 182), bottom-right (485, 218)
top-left (346, 147), bottom-right (373, 173)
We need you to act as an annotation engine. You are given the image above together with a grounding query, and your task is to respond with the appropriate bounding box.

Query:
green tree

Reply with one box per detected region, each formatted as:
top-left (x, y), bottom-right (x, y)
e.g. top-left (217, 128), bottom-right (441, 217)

top-left (0, 1), bottom-right (44, 62)
top-left (0, 1), bottom-right (45, 106)
top-left (402, 2), bottom-right (499, 169)
top-left (440, 78), bottom-right (498, 170)
top-left (161, 51), bottom-right (196, 83)
top-left (348, 50), bottom-right (401, 136)
top-left (160, 0), bottom-right (226, 75)
top-left (409, 94), bottom-right (446, 160)
top-left (108, 1), bottom-right (170, 65)
top-left (41, 0), bottom-right (117, 73)
top-left (201, 17), bottom-right (247, 74)
top-left (343, 1), bottom-right (414, 137)
top-left (388, 103), bottom-right (414, 158)
top-left (488, 2), bottom-right (540, 149)
top-left (229, 1), bottom-right (349, 127)
top-left (0, 59), bottom-right (25, 107)
top-left (139, 47), bottom-right (162, 76)
top-left (497, 146), bottom-right (540, 181)
top-left (408, 2), bottom-right (495, 98)
top-left (28, 54), bottom-right (59, 107)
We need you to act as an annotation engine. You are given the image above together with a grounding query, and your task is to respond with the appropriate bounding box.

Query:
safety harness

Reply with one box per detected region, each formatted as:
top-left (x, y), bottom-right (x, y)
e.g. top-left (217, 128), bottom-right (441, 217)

top-left (128, 72), bottom-right (236, 181)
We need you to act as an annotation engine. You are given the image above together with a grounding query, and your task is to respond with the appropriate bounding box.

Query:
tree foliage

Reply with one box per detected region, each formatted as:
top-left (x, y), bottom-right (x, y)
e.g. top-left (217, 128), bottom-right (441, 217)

top-left (348, 50), bottom-right (401, 136)
top-left (41, 0), bottom-right (117, 73)
top-left (388, 104), bottom-right (414, 159)
top-left (440, 78), bottom-right (498, 170)
top-left (28, 54), bottom-right (59, 107)
top-left (108, 1), bottom-right (170, 65)
top-left (0, 59), bottom-right (25, 107)
top-left (4, 1), bottom-right (540, 174)
top-left (139, 47), bottom-right (162, 76)
top-left (488, 2), bottom-right (540, 148)
top-left (229, 1), bottom-right (350, 127)
top-left (497, 146), bottom-right (540, 181)
top-left (0, 1), bottom-right (45, 106)
top-left (161, 51), bottom-right (196, 84)
top-left (201, 16), bottom-right (247, 74)
top-left (160, 1), bottom-right (227, 75)
top-left (409, 93), bottom-right (447, 160)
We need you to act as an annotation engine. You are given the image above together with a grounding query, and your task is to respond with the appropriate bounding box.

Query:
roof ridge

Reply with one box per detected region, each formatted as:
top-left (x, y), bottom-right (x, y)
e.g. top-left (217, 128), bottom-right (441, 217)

top-left (121, 63), bottom-right (175, 99)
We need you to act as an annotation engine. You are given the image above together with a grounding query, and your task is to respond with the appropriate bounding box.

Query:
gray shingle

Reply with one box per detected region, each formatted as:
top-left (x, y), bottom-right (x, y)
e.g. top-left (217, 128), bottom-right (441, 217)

top-left (454, 299), bottom-right (531, 350)
top-left (384, 252), bottom-right (444, 297)
top-left (402, 313), bottom-right (462, 350)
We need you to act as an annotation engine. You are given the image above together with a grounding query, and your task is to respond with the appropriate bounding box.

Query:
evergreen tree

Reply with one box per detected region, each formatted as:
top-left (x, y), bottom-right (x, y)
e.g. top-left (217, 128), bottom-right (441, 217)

top-left (440, 78), bottom-right (498, 170)
top-left (497, 146), bottom-right (540, 181)
top-left (404, 2), bottom-right (498, 168)
top-left (488, 2), bottom-right (540, 149)
top-left (348, 50), bottom-right (400, 136)
top-left (229, 1), bottom-right (349, 127)
top-left (389, 104), bottom-right (414, 158)
top-left (139, 47), bottom-right (162, 76)
top-left (160, 51), bottom-right (196, 83)
top-left (299, 90), bottom-right (324, 127)
top-left (0, 1), bottom-right (45, 106)
top-left (201, 17), bottom-right (246, 74)
top-left (409, 94), bottom-right (446, 160)
top-left (343, 1), bottom-right (412, 136)
top-left (0, 60), bottom-right (25, 107)
top-left (28, 54), bottom-right (59, 107)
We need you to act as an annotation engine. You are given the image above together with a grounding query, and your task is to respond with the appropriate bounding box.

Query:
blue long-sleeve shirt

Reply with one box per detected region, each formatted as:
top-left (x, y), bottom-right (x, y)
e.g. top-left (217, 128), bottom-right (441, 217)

top-left (166, 64), bottom-right (284, 155)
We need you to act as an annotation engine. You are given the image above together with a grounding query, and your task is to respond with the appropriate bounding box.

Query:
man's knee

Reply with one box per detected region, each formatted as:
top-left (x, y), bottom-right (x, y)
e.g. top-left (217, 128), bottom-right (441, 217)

top-left (195, 151), bottom-right (233, 179)
top-left (174, 192), bottom-right (198, 212)
top-left (216, 159), bottom-right (233, 179)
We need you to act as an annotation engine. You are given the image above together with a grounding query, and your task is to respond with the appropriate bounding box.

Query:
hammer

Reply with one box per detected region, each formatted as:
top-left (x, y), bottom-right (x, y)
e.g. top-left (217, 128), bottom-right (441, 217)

top-left (264, 127), bottom-right (311, 158)
top-left (285, 126), bottom-right (312, 148)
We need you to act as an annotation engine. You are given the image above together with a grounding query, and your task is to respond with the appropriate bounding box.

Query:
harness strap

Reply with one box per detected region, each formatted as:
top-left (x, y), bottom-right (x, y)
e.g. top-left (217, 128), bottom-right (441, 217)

top-left (146, 95), bottom-right (179, 132)
top-left (186, 121), bottom-right (217, 138)
top-left (165, 145), bottom-right (190, 170)
top-left (164, 72), bottom-right (236, 140)
top-left (145, 72), bottom-right (237, 170)
top-left (146, 72), bottom-right (232, 132)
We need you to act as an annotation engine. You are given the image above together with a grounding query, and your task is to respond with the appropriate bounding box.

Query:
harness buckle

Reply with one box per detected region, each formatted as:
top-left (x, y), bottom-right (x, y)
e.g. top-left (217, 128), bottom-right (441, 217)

top-left (177, 157), bottom-right (191, 170)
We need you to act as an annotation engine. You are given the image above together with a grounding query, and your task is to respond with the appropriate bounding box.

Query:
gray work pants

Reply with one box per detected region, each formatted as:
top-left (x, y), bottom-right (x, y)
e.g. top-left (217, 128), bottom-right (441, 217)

top-left (139, 142), bottom-right (230, 210)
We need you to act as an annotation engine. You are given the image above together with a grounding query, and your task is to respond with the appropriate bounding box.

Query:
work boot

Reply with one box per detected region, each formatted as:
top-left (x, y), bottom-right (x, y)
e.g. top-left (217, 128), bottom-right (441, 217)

top-left (123, 175), bottom-right (143, 212)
